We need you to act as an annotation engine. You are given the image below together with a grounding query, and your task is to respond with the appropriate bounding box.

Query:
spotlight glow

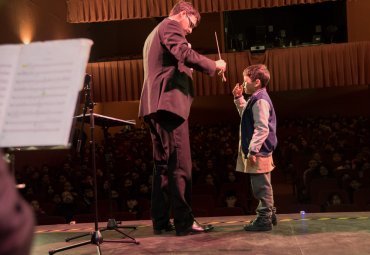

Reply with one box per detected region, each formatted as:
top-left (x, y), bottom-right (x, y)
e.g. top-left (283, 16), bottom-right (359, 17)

top-left (18, 4), bottom-right (34, 44)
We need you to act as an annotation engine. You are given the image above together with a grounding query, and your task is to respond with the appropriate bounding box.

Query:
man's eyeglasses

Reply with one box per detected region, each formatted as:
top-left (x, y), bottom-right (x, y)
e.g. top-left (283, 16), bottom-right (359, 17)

top-left (186, 14), bottom-right (196, 29)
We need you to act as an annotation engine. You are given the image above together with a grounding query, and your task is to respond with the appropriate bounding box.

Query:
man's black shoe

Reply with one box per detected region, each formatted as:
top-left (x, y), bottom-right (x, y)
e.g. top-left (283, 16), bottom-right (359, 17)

top-left (153, 222), bottom-right (175, 235)
top-left (244, 217), bottom-right (272, 231)
top-left (176, 220), bottom-right (214, 236)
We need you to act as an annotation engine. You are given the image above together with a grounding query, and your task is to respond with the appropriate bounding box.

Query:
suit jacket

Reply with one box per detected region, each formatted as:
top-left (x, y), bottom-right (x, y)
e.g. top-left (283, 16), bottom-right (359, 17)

top-left (0, 153), bottom-right (34, 255)
top-left (139, 18), bottom-right (216, 131)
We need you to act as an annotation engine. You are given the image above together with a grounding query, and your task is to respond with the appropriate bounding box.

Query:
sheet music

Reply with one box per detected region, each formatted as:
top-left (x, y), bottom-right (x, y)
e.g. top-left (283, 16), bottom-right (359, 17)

top-left (0, 39), bottom-right (93, 148)
top-left (0, 45), bottom-right (21, 137)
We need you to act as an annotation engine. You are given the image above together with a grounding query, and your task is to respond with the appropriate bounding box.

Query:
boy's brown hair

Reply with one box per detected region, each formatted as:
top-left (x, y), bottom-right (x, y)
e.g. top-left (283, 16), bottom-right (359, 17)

top-left (243, 64), bottom-right (270, 88)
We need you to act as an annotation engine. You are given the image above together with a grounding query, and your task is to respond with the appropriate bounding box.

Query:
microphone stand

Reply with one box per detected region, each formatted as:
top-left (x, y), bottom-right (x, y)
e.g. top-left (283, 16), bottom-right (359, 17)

top-left (49, 74), bottom-right (139, 255)
top-left (75, 74), bottom-right (90, 160)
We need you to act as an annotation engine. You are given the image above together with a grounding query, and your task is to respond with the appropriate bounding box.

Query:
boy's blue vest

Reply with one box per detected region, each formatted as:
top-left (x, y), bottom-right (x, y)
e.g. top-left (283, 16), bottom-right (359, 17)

top-left (241, 88), bottom-right (277, 157)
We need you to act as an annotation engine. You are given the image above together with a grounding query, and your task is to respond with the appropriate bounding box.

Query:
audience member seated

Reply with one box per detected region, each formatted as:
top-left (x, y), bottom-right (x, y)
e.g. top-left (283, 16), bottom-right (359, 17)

top-left (77, 188), bottom-right (94, 214)
top-left (137, 183), bottom-right (151, 200)
top-left (59, 191), bottom-right (77, 223)
top-left (322, 192), bottom-right (343, 211)
top-left (30, 200), bottom-right (46, 216)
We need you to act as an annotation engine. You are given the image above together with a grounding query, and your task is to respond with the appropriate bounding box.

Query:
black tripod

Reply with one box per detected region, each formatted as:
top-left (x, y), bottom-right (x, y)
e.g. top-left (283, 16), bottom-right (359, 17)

top-left (49, 74), bottom-right (139, 255)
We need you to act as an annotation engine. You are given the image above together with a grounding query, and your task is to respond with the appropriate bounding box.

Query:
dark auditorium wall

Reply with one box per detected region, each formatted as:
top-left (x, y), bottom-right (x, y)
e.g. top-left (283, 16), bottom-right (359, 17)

top-left (1, 1), bottom-right (369, 123)
top-left (1, 0), bottom-right (370, 45)
top-left (88, 12), bottom-right (220, 61)
top-left (0, 0), bottom-right (90, 45)
top-left (1, 0), bottom-right (369, 170)
top-left (95, 85), bottom-right (370, 127)
top-left (191, 85), bottom-right (370, 123)
top-left (1, 1), bottom-right (370, 128)
top-left (347, 0), bottom-right (370, 42)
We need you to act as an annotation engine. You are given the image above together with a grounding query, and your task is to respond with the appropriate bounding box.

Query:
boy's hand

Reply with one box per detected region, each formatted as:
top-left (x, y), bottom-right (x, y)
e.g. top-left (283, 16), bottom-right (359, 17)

top-left (247, 154), bottom-right (257, 166)
top-left (232, 83), bottom-right (243, 98)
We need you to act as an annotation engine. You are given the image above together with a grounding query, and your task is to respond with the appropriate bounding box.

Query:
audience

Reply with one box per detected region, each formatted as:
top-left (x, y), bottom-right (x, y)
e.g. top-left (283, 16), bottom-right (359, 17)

top-left (16, 115), bottom-right (369, 223)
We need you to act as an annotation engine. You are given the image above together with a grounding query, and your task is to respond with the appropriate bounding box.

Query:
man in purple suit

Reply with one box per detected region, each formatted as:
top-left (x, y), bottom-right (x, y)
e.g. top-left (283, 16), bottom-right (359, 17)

top-left (139, 0), bottom-right (226, 236)
top-left (0, 152), bottom-right (34, 255)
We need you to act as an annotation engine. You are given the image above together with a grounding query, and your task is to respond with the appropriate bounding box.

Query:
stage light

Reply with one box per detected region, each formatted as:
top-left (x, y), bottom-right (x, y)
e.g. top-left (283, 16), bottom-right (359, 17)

top-left (21, 35), bottom-right (32, 44)
top-left (18, 4), bottom-right (35, 44)
top-left (19, 19), bottom-right (34, 44)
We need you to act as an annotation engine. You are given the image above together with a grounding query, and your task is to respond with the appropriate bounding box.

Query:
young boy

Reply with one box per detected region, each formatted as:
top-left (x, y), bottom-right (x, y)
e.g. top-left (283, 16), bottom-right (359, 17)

top-left (232, 64), bottom-right (277, 231)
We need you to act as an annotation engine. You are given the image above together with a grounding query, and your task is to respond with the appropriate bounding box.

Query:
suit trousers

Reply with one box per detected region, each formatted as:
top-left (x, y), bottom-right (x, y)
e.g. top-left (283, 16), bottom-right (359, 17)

top-left (146, 118), bottom-right (194, 231)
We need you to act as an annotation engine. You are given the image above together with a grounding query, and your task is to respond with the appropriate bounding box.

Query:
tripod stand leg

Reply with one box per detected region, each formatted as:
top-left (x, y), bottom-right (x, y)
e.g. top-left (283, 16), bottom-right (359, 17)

top-left (65, 232), bottom-right (92, 242)
top-left (104, 238), bottom-right (140, 245)
top-left (106, 218), bottom-right (137, 230)
top-left (115, 220), bottom-right (137, 229)
top-left (114, 228), bottom-right (140, 243)
top-left (98, 224), bottom-right (140, 244)
top-left (49, 230), bottom-right (104, 255)
top-left (101, 220), bottom-right (138, 243)
top-left (49, 240), bottom-right (92, 255)
top-left (97, 244), bottom-right (102, 255)
top-left (117, 225), bottom-right (137, 230)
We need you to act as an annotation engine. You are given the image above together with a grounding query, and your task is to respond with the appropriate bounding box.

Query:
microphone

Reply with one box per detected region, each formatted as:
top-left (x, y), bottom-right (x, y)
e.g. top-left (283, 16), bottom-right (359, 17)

top-left (77, 73), bottom-right (92, 154)
top-left (84, 74), bottom-right (91, 90)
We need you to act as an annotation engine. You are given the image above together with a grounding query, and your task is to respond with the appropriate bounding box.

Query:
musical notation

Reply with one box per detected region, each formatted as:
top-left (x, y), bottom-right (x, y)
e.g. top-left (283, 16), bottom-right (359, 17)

top-left (0, 39), bottom-right (93, 148)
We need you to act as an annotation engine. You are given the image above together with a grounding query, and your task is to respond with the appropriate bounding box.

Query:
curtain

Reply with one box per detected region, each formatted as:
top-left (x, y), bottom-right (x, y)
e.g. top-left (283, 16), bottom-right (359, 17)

top-left (86, 41), bottom-right (370, 102)
top-left (67, 0), bottom-right (336, 23)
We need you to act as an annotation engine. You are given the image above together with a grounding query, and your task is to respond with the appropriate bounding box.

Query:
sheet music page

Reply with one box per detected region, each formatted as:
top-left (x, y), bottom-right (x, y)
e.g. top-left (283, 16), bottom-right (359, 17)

top-left (0, 39), bottom-right (93, 148)
top-left (0, 45), bottom-right (21, 139)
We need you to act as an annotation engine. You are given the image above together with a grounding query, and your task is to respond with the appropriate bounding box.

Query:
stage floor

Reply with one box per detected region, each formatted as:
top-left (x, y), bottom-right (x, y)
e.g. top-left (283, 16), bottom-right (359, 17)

top-left (32, 212), bottom-right (370, 255)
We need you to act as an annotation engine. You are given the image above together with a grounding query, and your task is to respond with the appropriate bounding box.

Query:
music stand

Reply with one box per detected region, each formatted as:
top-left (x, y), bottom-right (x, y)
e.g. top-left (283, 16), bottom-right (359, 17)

top-left (49, 77), bottom-right (139, 255)
top-left (75, 113), bottom-right (135, 127)
top-left (72, 113), bottom-right (138, 236)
